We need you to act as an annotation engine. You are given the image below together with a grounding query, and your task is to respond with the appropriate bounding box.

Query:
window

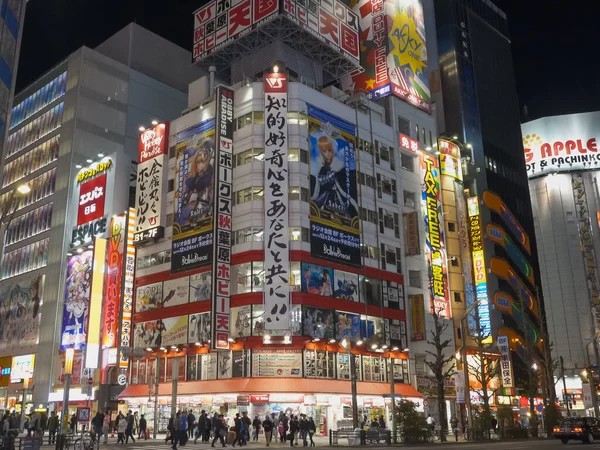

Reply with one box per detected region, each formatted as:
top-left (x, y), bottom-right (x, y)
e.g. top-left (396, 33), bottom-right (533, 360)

top-left (454, 292), bottom-right (462, 303)
top-left (235, 112), bottom-right (253, 131)
top-left (10, 72), bottom-right (67, 130)
top-left (2, 237), bottom-right (50, 280)
top-left (448, 222), bottom-right (456, 232)
top-left (360, 244), bottom-right (379, 260)
top-left (415, 354), bottom-right (427, 375)
top-left (403, 191), bottom-right (415, 208)
top-left (304, 350), bottom-right (335, 379)
top-left (233, 187), bottom-right (264, 205)
top-left (408, 270), bottom-right (421, 288)
top-left (288, 148), bottom-right (309, 164)
top-left (414, 124), bottom-right (419, 141)
top-left (5, 203), bottom-right (53, 246)
top-left (377, 174), bottom-right (397, 203)
top-left (363, 356), bottom-right (386, 382)
top-left (358, 139), bottom-right (373, 155)
top-left (393, 358), bottom-right (409, 383)
top-left (290, 227), bottom-right (309, 242)
top-left (232, 262), bottom-right (265, 294)
top-left (253, 111), bottom-right (264, 125)
top-left (168, 179), bottom-right (174, 192)
top-left (451, 257), bottom-right (459, 267)
top-left (289, 186), bottom-right (309, 201)
top-left (358, 172), bottom-right (376, 189)
top-left (288, 112), bottom-right (308, 126)
top-left (397, 117), bottom-right (410, 136)
top-left (233, 227), bottom-right (264, 244)
top-left (3, 135), bottom-right (60, 187)
top-left (401, 153), bottom-right (414, 172)
top-left (136, 249), bottom-right (172, 270)
top-left (234, 148), bottom-right (264, 167)
top-left (361, 276), bottom-right (381, 306)
top-left (421, 127), bottom-right (426, 145)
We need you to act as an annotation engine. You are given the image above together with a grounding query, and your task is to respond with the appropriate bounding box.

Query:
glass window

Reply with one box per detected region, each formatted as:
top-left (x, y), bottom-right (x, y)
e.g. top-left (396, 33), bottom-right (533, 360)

top-left (253, 111), bottom-right (264, 125)
top-left (288, 148), bottom-right (299, 162)
top-left (233, 262), bottom-right (252, 294)
top-left (304, 350), bottom-right (335, 379)
top-left (252, 261), bottom-right (265, 292)
top-left (401, 154), bottom-right (414, 172)
top-left (408, 270), bottom-right (421, 288)
top-left (290, 261), bottom-right (301, 292)
top-left (186, 355), bottom-right (199, 381)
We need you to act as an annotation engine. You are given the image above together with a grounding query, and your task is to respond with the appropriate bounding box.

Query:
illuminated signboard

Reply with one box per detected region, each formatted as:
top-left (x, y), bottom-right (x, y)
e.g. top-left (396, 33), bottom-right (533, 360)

top-left (420, 152), bottom-right (449, 317)
top-left (482, 191), bottom-right (531, 255)
top-left (399, 133), bottom-right (420, 154)
top-left (77, 159), bottom-right (112, 184)
top-left (102, 215), bottom-right (126, 350)
top-left (497, 335), bottom-right (514, 388)
top-left (77, 174), bottom-right (106, 226)
top-left (438, 139), bottom-right (462, 182)
top-left (467, 196), bottom-right (491, 340)
top-left (10, 355), bottom-right (34, 383)
top-left (119, 209), bottom-right (136, 369)
top-left (489, 257), bottom-right (538, 318)
top-left (486, 223), bottom-right (535, 286)
top-left (85, 237), bottom-right (107, 369)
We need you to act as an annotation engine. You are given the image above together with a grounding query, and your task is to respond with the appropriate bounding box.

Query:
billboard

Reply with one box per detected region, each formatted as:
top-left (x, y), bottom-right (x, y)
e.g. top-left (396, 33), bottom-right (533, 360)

top-left (162, 316), bottom-right (188, 346)
top-left (189, 312), bottom-right (211, 344)
top-left (522, 111), bottom-right (600, 178)
top-left (0, 275), bottom-right (43, 351)
top-left (302, 306), bottom-right (335, 339)
top-left (301, 262), bottom-right (334, 296)
top-left (497, 335), bottom-right (514, 388)
top-left (399, 133), bottom-right (420, 154)
top-left (410, 294), bottom-right (425, 341)
top-left (77, 174), bottom-right (106, 226)
top-left (420, 152), bottom-right (449, 318)
top-left (172, 119), bottom-right (216, 272)
top-left (335, 311), bottom-right (360, 341)
top-left (102, 215), bottom-right (125, 349)
top-left (263, 72), bottom-right (290, 330)
top-left (119, 209), bottom-right (136, 369)
top-left (307, 104), bottom-right (360, 266)
top-left (86, 237), bottom-right (107, 368)
top-left (61, 251), bottom-right (93, 350)
top-left (344, 0), bottom-right (430, 111)
top-left (163, 276), bottom-right (190, 308)
top-left (438, 139), bottom-right (462, 181)
top-left (211, 86), bottom-right (234, 350)
top-left (489, 257), bottom-right (538, 318)
top-left (134, 122), bottom-right (169, 244)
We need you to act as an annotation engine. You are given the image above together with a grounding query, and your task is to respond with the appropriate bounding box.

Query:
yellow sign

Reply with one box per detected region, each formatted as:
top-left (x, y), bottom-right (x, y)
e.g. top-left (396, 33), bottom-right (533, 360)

top-left (77, 159), bottom-right (112, 184)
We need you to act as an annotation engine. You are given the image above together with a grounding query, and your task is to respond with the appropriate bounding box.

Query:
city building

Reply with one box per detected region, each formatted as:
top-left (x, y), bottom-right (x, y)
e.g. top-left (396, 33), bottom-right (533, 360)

top-left (0, 23), bottom-right (202, 413)
top-left (523, 110), bottom-right (600, 414)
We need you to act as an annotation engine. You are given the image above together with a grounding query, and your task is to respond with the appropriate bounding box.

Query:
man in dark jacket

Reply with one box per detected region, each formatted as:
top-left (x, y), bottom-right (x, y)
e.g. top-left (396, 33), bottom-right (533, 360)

top-left (211, 414), bottom-right (226, 448)
top-left (187, 411), bottom-right (196, 439)
top-left (92, 411), bottom-right (104, 441)
top-left (125, 411), bottom-right (136, 443)
top-left (47, 412), bottom-right (59, 445)
top-left (262, 415), bottom-right (273, 447)
top-left (139, 414), bottom-right (147, 440)
top-left (195, 411), bottom-right (206, 444)
top-left (289, 417), bottom-right (299, 448)
top-left (299, 415), bottom-right (309, 447)
top-left (232, 413), bottom-right (244, 447)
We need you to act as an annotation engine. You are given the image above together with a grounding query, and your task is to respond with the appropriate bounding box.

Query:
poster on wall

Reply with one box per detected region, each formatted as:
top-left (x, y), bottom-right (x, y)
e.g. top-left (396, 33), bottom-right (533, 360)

top-left (307, 104), bottom-right (360, 267)
top-left (231, 305), bottom-right (252, 338)
top-left (251, 349), bottom-right (302, 377)
top-left (135, 282), bottom-right (163, 312)
top-left (61, 252), bottom-right (93, 350)
top-left (162, 277), bottom-right (190, 308)
top-left (335, 311), bottom-right (360, 342)
top-left (218, 351), bottom-right (232, 379)
top-left (302, 306), bottom-right (335, 339)
top-left (263, 72), bottom-right (290, 330)
top-left (201, 353), bottom-right (217, 380)
top-left (134, 320), bottom-right (164, 348)
top-left (162, 316), bottom-right (188, 346)
top-left (190, 272), bottom-right (211, 302)
top-left (172, 119), bottom-right (216, 273)
top-left (301, 263), bottom-right (334, 296)
top-left (333, 270), bottom-right (359, 301)
top-left (343, 0), bottom-right (430, 111)
top-left (188, 313), bottom-right (211, 344)
top-left (0, 275), bottom-right (44, 351)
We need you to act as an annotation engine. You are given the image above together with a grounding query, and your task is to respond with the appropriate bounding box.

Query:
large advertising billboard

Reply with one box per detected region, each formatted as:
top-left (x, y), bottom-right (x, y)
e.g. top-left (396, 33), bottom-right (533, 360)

top-left (420, 152), bottom-right (449, 317)
top-left (307, 104), bottom-right (360, 266)
top-left (438, 139), bottom-right (462, 181)
top-left (343, 0), bottom-right (430, 111)
top-left (172, 119), bottom-right (216, 273)
top-left (522, 111), bottom-right (600, 178)
top-left (0, 275), bottom-right (43, 351)
top-left (61, 251), bottom-right (93, 350)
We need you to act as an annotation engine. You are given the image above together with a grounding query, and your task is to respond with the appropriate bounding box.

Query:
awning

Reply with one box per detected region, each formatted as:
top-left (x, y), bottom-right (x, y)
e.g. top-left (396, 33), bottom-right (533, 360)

top-left (119, 378), bottom-right (422, 399)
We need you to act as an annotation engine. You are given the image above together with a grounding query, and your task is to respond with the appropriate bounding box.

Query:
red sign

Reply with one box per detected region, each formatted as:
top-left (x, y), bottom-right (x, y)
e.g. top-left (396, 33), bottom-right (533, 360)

top-left (399, 133), bottom-right (419, 154)
top-left (77, 174), bottom-right (106, 226)
top-left (102, 215), bottom-right (125, 349)
top-left (250, 395), bottom-right (269, 403)
top-left (138, 122), bottom-right (169, 164)
top-left (264, 73), bottom-right (287, 93)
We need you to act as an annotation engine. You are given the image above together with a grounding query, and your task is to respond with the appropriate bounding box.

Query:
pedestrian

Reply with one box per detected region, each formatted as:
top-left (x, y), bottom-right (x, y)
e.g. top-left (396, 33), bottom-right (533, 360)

top-left (2, 413), bottom-right (9, 436)
top-left (232, 413), bottom-right (244, 447)
top-left (211, 414), bottom-right (227, 448)
top-left (252, 415), bottom-right (261, 441)
top-left (361, 415), bottom-right (368, 429)
top-left (204, 412), bottom-right (212, 443)
top-left (27, 409), bottom-right (40, 437)
top-left (299, 415), bottom-right (308, 447)
top-left (491, 416), bottom-right (498, 433)
top-left (242, 412), bottom-right (251, 443)
top-left (166, 416), bottom-right (175, 444)
top-left (117, 413), bottom-right (127, 444)
top-left (139, 414), bottom-right (147, 440)
top-left (450, 416), bottom-right (459, 442)
top-left (92, 410), bottom-right (104, 441)
top-left (426, 415), bottom-right (435, 433)
top-left (103, 410), bottom-right (111, 444)
top-left (195, 411), bottom-right (206, 444)
top-left (307, 418), bottom-right (316, 447)
top-left (70, 413), bottom-right (77, 433)
top-left (187, 410), bottom-right (196, 439)
top-left (288, 416), bottom-right (298, 448)
top-left (378, 415), bottom-right (385, 429)
top-left (262, 415), bottom-right (273, 447)
top-left (125, 411), bottom-right (136, 443)
top-left (211, 413), bottom-right (219, 441)
top-left (271, 413), bottom-right (278, 443)
top-left (47, 411), bottom-right (58, 445)
top-left (175, 410), bottom-right (188, 449)
top-left (40, 412), bottom-right (47, 438)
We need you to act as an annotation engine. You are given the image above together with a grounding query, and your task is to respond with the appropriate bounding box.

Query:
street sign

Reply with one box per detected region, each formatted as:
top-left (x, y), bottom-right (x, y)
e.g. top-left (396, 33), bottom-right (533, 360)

top-left (87, 377), bottom-right (93, 386)
top-left (117, 374), bottom-right (127, 386)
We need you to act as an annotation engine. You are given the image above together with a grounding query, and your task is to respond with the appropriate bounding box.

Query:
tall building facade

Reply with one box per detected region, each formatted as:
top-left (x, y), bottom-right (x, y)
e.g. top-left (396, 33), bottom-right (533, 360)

top-left (0, 24), bottom-right (203, 411)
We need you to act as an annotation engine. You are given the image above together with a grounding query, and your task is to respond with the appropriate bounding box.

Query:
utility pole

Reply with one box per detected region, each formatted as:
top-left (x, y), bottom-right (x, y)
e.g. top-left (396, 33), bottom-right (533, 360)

top-left (153, 355), bottom-right (160, 439)
top-left (559, 356), bottom-right (570, 417)
top-left (388, 356), bottom-right (397, 443)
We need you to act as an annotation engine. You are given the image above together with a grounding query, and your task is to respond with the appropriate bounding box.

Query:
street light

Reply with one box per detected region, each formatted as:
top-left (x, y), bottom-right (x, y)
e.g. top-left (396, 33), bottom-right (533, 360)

top-left (340, 338), bottom-right (359, 429)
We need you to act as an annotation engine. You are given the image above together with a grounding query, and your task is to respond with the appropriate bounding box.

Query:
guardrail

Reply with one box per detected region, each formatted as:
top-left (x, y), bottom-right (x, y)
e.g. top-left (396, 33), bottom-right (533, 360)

top-left (0, 435), bottom-right (42, 450)
top-left (329, 429), bottom-right (391, 445)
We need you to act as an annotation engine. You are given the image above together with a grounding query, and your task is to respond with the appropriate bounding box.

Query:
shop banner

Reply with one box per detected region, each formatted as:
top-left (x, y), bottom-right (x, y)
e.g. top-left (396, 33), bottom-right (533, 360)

top-left (172, 119), bottom-right (216, 272)
top-left (416, 375), bottom-right (456, 396)
top-left (211, 86), bottom-right (234, 350)
top-left (456, 187), bottom-right (476, 335)
top-left (10, 354), bottom-right (34, 384)
top-left (335, 311), bottom-right (360, 342)
top-left (77, 173), bottom-right (106, 226)
top-left (263, 72), bottom-right (290, 330)
top-left (404, 211), bottom-right (420, 256)
top-left (119, 209), bottom-right (136, 369)
top-left (135, 282), bottom-right (163, 313)
top-left (302, 306), bottom-right (335, 339)
top-left (421, 152), bottom-right (450, 318)
top-left (163, 276), bottom-right (190, 308)
top-left (61, 252), bottom-right (93, 350)
top-left (399, 133), bottom-right (420, 154)
top-left (134, 320), bottom-right (164, 348)
top-left (307, 104), bottom-right (360, 267)
top-left (162, 316), bottom-right (188, 346)
top-left (438, 139), bottom-right (462, 181)
top-left (455, 372), bottom-right (465, 404)
top-left (301, 262), bottom-right (334, 296)
top-left (251, 349), bottom-right (302, 377)
top-left (231, 305), bottom-right (252, 338)
top-left (102, 215), bottom-right (125, 349)
top-left (190, 272), bottom-right (211, 302)
top-left (134, 122), bottom-right (169, 244)
top-left (188, 312), bottom-right (211, 344)
top-left (571, 173), bottom-right (600, 334)
top-left (410, 294), bottom-right (425, 341)
top-left (344, 0), bottom-right (430, 112)
top-left (0, 275), bottom-right (43, 352)
top-left (497, 335), bottom-right (514, 388)
top-left (333, 269), bottom-right (359, 301)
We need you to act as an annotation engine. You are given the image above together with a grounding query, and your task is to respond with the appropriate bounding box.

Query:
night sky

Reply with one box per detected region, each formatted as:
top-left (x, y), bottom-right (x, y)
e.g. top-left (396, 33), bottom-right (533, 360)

top-left (16, 0), bottom-right (600, 121)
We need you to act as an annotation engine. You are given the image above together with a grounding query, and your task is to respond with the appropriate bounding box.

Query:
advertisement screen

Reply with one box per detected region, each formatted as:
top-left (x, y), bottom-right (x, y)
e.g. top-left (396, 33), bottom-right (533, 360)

top-left (344, 0), bottom-right (430, 111)
top-left (308, 104), bottom-right (360, 266)
top-left (61, 252), bottom-right (93, 350)
top-left (0, 275), bottom-right (43, 351)
top-left (172, 119), bottom-right (216, 273)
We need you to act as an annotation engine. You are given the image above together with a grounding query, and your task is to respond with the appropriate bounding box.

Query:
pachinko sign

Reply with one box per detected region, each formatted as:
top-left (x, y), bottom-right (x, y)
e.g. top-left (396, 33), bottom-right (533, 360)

top-left (522, 111), bottom-right (600, 178)
top-left (420, 152), bottom-right (449, 317)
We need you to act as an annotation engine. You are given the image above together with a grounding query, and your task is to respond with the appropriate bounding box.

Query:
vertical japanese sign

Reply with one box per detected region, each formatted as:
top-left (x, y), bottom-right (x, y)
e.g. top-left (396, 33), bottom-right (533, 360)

top-left (61, 251), bottom-right (93, 350)
top-left (467, 196), bottom-right (491, 339)
top-left (438, 139), bottom-right (462, 181)
top-left (404, 211), bottom-right (420, 256)
top-left (410, 294), bottom-right (425, 341)
top-left (307, 104), bottom-right (360, 266)
top-left (456, 190), bottom-right (476, 334)
top-left (497, 335), bottom-right (514, 388)
top-left (102, 215), bottom-right (125, 349)
top-left (211, 86), bottom-right (234, 350)
top-left (571, 173), bottom-right (600, 334)
top-left (172, 120), bottom-right (216, 272)
top-left (86, 237), bottom-right (107, 369)
top-left (77, 174), bottom-right (106, 226)
top-left (420, 152), bottom-right (449, 317)
top-left (263, 72), bottom-right (290, 329)
top-left (134, 122), bottom-right (169, 244)
top-left (119, 209), bottom-right (136, 369)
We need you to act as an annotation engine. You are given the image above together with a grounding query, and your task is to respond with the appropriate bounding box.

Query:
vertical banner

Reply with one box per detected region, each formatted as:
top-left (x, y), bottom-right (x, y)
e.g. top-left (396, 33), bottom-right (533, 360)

top-left (410, 294), bottom-right (425, 341)
top-left (86, 237), bottom-right (108, 369)
top-left (467, 196), bottom-right (491, 339)
top-left (455, 372), bottom-right (465, 404)
top-left (438, 139), bottom-right (462, 182)
top-left (102, 215), bottom-right (126, 349)
top-left (404, 211), bottom-right (420, 256)
top-left (263, 72), bottom-right (290, 329)
top-left (134, 122), bottom-right (169, 244)
top-left (211, 86), bottom-right (234, 350)
top-left (307, 104), bottom-right (360, 266)
top-left (497, 335), bottom-right (514, 388)
top-left (119, 209), bottom-right (136, 369)
top-left (61, 251), bottom-right (93, 350)
top-left (420, 152), bottom-right (450, 317)
top-left (172, 119), bottom-right (216, 272)
top-left (456, 189), bottom-right (476, 334)
top-left (571, 174), bottom-right (600, 334)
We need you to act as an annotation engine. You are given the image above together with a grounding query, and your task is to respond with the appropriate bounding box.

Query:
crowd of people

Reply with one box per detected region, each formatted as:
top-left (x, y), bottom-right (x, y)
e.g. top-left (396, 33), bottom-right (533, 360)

top-left (165, 410), bottom-right (318, 449)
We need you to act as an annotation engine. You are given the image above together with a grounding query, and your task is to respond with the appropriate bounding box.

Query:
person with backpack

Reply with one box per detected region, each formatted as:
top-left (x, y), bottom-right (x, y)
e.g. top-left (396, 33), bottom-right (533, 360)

top-left (211, 414), bottom-right (227, 448)
top-left (262, 415), bottom-right (273, 447)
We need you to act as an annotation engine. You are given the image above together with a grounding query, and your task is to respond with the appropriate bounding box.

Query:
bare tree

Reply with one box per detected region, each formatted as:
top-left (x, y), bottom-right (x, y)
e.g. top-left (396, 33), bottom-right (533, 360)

top-left (425, 309), bottom-right (456, 442)
top-left (467, 321), bottom-right (500, 419)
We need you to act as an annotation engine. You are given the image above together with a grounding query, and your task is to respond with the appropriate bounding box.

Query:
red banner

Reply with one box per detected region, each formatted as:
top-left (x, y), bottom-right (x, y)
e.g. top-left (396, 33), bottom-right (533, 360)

top-left (102, 215), bottom-right (126, 349)
top-left (77, 174), bottom-right (106, 226)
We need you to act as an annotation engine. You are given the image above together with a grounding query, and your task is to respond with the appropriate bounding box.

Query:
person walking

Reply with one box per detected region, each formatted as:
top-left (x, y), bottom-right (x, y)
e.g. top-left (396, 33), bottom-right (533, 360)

top-left (187, 410), bottom-right (196, 439)
top-left (426, 415), bottom-right (435, 434)
top-left (125, 411), bottom-right (136, 443)
top-left (166, 416), bottom-right (175, 444)
top-left (203, 411), bottom-right (212, 443)
top-left (117, 414), bottom-right (127, 445)
top-left (299, 415), bottom-right (308, 447)
top-left (47, 411), bottom-right (59, 445)
top-left (195, 411), bottom-right (206, 444)
top-left (252, 415), bottom-right (261, 441)
top-left (70, 413), bottom-right (77, 433)
top-left (378, 415), bottom-right (386, 429)
top-left (211, 414), bottom-right (227, 448)
top-left (138, 414), bottom-right (147, 440)
top-left (262, 415), bottom-right (273, 447)
top-left (27, 409), bottom-right (40, 437)
top-left (280, 413), bottom-right (288, 443)
top-left (307, 418), bottom-right (316, 447)
top-left (450, 416), bottom-right (459, 442)
top-left (232, 413), bottom-right (244, 447)
top-left (241, 412), bottom-right (251, 443)
top-left (133, 412), bottom-right (139, 437)
top-left (174, 410), bottom-right (188, 450)
top-left (288, 416), bottom-right (298, 448)
top-left (92, 411), bottom-right (104, 441)
top-left (102, 411), bottom-right (111, 444)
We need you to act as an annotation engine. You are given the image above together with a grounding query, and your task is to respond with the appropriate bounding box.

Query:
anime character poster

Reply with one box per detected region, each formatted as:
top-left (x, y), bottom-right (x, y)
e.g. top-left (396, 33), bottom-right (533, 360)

top-left (307, 105), bottom-right (361, 266)
top-left (162, 316), bottom-right (188, 346)
top-left (188, 312), bottom-right (211, 344)
top-left (218, 351), bottom-right (232, 379)
top-left (189, 272), bottom-right (211, 303)
top-left (162, 277), bottom-right (190, 308)
top-left (231, 305), bottom-right (251, 338)
top-left (60, 252), bottom-right (93, 350)
top-left (134, 320), bottom-right (165, 348)
top-left (300, 263), bottom-right (334, 297)
top-left (333, 270), bottom-right (359, 301)
top-left (302, 306), bottom-right (335, 339)
top-left (135, 282), bottom-right (163, 312)
top-left (172, 119), bottom-right (216, 272)
top-left (0, 275), bottom-right (44, 351)
top-left (335, 311), bottom-right (361, 342)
